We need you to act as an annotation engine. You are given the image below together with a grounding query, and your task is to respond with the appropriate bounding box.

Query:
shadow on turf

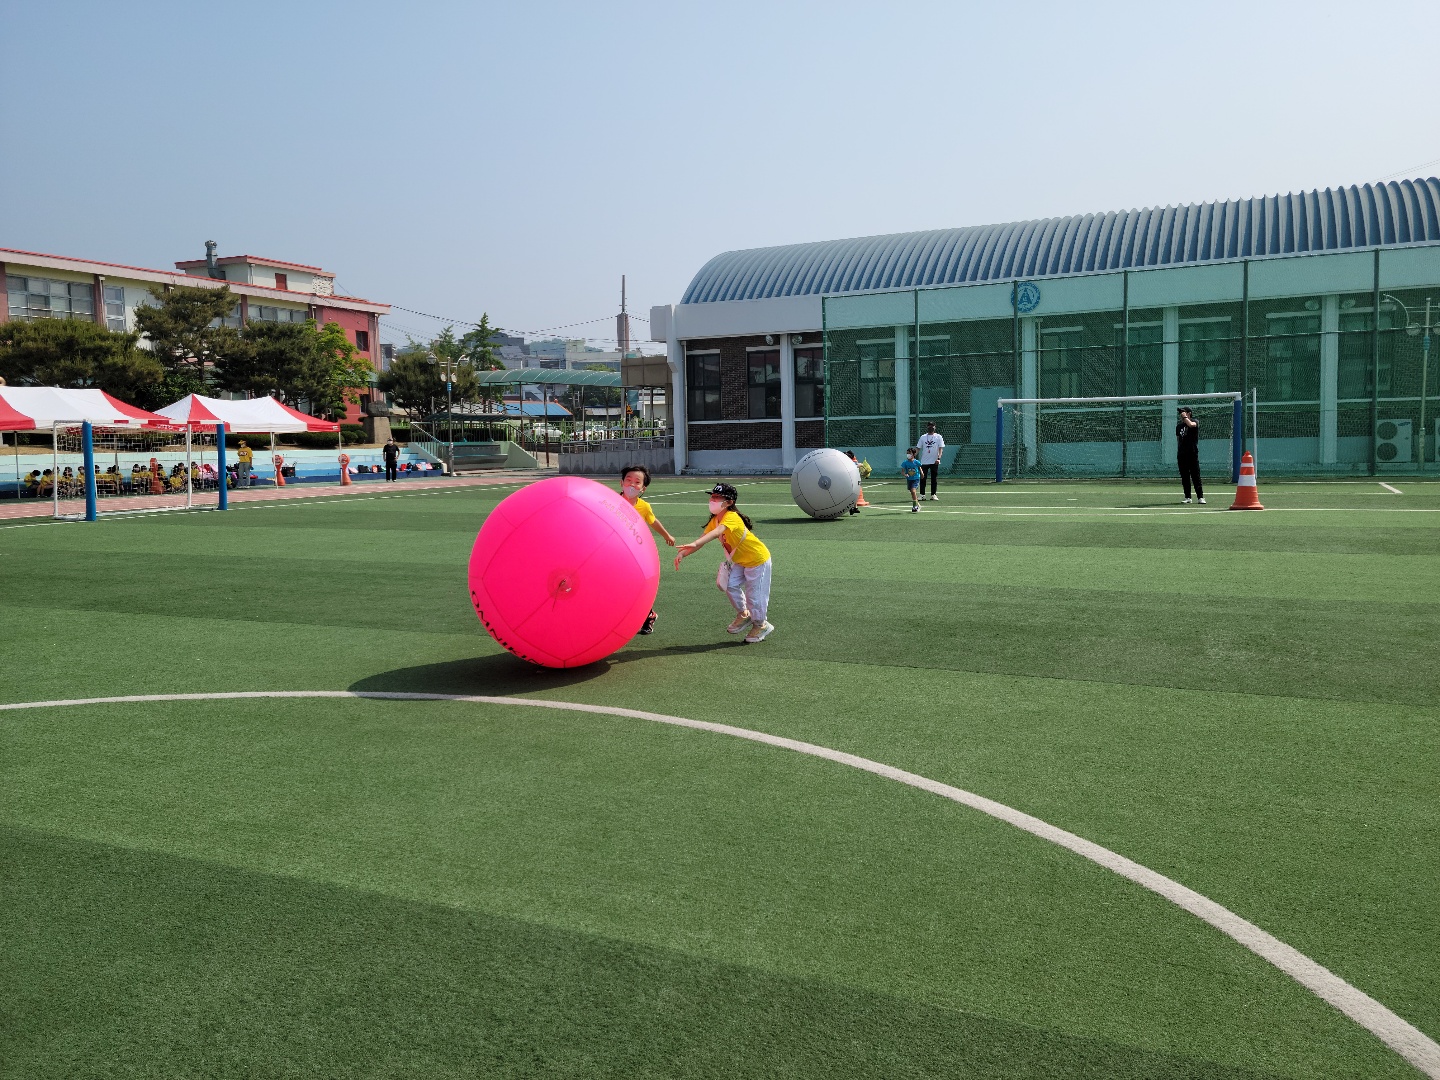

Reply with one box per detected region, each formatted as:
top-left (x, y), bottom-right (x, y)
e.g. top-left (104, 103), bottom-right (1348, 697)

top-left (350, 641), bottom-right (744, 697)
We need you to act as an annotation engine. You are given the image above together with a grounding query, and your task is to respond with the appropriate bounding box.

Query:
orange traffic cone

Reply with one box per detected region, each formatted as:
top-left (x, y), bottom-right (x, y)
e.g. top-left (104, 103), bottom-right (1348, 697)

top-left (856, 486), bottom-right (870, 507)
top-left (338, 452), bottom-right (352, 486)
top-left (273, 453), bottom-right (286, 487)
top-left (1228, 451), bottom-right (1264, 510)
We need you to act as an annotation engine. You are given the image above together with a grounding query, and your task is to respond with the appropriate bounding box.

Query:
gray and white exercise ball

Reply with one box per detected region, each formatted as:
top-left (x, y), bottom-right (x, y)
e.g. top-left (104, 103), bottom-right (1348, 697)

top-left (791, 448), bottom-right (862, 520)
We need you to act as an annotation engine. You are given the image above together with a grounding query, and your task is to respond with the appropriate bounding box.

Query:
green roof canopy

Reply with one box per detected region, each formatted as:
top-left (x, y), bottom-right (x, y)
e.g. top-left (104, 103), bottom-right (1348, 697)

top-left (474, 368), bottom-right (620, 387)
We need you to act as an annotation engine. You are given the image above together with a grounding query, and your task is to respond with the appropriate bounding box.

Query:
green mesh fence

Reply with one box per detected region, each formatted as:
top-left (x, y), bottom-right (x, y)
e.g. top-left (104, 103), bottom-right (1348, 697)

top-left (822, 250), bottom-right (1440, 478)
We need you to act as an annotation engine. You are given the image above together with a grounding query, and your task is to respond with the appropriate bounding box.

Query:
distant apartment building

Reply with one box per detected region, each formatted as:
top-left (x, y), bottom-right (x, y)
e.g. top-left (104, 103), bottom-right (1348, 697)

top-left (2, 242), bottom-right (390, 422)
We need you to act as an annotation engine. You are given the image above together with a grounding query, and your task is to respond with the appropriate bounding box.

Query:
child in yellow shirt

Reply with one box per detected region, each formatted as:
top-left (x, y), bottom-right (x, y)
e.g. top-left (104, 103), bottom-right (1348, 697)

top-left (620, 464), bottom-right (675, 635)
top-left (675, 482), bottom-right (774, 644)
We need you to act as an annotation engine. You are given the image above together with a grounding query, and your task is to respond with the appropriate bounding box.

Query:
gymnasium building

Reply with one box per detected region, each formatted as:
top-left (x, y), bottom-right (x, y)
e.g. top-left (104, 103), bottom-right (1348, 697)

top-left (651, 179), bottom-right (1440, 477)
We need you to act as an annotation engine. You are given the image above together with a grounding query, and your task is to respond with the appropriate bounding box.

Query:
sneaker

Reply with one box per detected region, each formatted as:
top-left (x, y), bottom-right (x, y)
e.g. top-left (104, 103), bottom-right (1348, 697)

top-left (848, 505), bottom-right (860, 515)
top-left (639, 611), bottom-right (657, 635)
top-left (1198, 497), bottom-right (1206, 504)
top-left (744, 620), bottom-right (774, 644)
top-left (931, 494), bottom-right (940, 501)
top-left (1182, 497), bottom-right (1191, 504)
top-left (726, 612), bottom-right (752, 634)
top-left (911, 504), bottom-right (919, 513)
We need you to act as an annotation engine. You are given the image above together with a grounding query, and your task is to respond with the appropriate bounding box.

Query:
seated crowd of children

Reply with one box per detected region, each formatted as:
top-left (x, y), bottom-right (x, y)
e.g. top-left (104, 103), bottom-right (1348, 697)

top-left (19, 456), bottom-right (435, 496)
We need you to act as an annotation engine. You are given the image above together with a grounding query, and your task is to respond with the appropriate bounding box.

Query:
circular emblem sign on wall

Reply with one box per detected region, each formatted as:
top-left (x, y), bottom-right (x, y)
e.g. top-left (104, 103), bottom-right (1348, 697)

top-left (1012, 281), bottom-right (1041, 314)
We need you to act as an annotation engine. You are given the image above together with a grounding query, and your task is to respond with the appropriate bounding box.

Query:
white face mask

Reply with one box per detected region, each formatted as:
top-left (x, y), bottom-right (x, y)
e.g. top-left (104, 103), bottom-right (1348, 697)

top-left (708, 499), bottom-right (726, 515)
top-left (622, 485), bottom-right (641, 498)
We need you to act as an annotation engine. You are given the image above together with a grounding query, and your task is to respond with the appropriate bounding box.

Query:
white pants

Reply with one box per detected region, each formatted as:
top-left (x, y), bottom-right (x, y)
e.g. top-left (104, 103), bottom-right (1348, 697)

top-left (718, 558), bottom-right (772, 624)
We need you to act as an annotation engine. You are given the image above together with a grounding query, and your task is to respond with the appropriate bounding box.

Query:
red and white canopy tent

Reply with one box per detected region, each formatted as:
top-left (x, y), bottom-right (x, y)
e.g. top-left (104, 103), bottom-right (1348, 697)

top-left (156, 393), bottom-right (339, 435)
top-left (157, 394), bottom-right (344, 485)
top-left (0, 386), bottom-right (175, 431)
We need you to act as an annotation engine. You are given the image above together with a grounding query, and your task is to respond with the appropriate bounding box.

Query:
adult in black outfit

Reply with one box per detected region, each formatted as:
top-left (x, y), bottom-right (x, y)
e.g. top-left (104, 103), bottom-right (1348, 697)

top-left (1177, 407), bottom-right (1204, 504)
top-left (382, 437), bottom-right (400, 482)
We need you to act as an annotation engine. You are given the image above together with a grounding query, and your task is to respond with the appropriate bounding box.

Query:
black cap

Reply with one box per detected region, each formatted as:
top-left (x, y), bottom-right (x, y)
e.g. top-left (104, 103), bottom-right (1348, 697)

top-left (707, 482), bottom-right (738, 501)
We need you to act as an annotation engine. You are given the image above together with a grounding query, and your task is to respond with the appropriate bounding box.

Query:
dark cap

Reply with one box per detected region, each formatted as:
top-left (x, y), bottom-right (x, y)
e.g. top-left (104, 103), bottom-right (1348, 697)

top-left (707, 482), bottom-right (738, 502)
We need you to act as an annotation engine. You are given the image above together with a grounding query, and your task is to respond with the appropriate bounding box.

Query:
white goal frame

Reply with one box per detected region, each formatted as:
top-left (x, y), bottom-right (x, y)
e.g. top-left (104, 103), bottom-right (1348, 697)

top-left (994, 391), bottom-right (1243, 483)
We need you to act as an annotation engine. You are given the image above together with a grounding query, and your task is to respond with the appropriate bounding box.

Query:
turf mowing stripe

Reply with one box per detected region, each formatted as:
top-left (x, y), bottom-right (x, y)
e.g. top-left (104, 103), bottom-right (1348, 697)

top-left (4, 690), bottom-right (1437, 1077)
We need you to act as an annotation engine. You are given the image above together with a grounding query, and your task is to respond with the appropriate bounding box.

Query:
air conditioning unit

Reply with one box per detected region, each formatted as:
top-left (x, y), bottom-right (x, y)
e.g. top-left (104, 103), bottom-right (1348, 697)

top-left (1375, 418), bottom-right (1412, 464)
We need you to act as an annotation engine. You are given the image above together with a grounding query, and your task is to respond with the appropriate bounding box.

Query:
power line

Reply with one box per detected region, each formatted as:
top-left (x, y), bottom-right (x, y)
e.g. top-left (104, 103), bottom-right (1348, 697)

top-left (387, 304), bottom-right (649, 337)
top-left (1376, 157), bottom-right (1440, 182)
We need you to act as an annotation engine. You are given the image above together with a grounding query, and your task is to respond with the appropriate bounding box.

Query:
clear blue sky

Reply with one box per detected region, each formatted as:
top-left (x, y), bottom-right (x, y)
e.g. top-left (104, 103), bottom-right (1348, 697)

top-left (2, 0), bottom-right (1436, 352)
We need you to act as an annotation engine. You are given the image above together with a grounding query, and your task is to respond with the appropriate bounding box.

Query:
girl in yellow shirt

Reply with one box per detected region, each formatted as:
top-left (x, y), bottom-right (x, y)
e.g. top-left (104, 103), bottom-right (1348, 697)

top-left (675, 482), bottom-right (774, 644)
top-left (620, 464), bottom-right (676, 635)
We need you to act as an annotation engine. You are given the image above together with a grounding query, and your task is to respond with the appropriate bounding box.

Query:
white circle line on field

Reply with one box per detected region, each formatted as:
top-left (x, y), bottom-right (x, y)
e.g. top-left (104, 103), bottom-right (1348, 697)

top-left (3, 689), bottom-right (1437, 1077)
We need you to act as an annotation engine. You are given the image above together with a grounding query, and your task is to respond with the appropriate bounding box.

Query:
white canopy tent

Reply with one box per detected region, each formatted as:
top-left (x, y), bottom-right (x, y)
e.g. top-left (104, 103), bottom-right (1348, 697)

top-left (157, 394), bottom-right (344, 489)
top-left (0, 387), bottom-right (180, 517)
top-left (156, 393), bottom-right (340, 434)
top-left (0, 386), bottom-right (175, 431)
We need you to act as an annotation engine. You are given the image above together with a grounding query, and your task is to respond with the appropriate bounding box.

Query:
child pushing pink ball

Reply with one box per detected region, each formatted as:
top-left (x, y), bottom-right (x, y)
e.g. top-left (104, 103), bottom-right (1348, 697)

top-left (468, 476), bottom-right (660, 668)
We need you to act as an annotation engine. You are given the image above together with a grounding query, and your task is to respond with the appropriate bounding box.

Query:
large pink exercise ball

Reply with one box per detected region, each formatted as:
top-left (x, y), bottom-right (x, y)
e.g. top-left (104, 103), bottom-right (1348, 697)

top-left (468, 476), bottom-right (660, 668)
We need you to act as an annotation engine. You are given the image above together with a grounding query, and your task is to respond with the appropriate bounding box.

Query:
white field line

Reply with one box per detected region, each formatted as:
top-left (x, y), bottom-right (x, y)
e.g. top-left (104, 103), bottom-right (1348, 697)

top-left (2, 689), bottom-right (1437, 1077)
top-left (1380, 483), bottom-right (1404, 494)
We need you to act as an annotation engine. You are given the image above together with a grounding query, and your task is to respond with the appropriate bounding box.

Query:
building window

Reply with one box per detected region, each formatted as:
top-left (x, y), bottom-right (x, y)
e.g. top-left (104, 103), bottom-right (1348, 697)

top-left (6, 275), bottom-right (95, 322)
top-left (248, 304), bottom-right (308, 324)
top-left (1039, 328), bottom-right (1083, 397)
top-left (103, 285), bottom-right (126, 332)
top-left (1124, 323), bottom-right (1163, 395)
top-left (274, 273), bottom-right (288, 290)
top-left (795, 346), bottom-right (824, 417)
top-left (1179, 319), bottom-right (1231, 394)
top-left (355, 329), bottom-right (370, 352)
top-left (856, 342), bottom-right (896, 415)
top-left (1262, 313), bottom-right (1321, 402)
top-left (1338, 307), bottom-right (1399, 398)
top-left (747, 349), bottom-right (780, 418)
top-left (687, 352), bottom-right (721, 421)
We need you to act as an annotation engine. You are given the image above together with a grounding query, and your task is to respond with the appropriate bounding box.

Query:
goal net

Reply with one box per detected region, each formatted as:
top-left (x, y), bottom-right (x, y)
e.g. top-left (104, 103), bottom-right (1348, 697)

top-left (51, 424), bottom-right (223, 519)
top-left (996, 393), bottom-right (1242, 482)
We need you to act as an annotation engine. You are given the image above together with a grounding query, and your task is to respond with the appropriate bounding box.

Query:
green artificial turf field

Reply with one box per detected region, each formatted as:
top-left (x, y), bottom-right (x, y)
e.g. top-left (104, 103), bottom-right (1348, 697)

top-left (2, 476), bottom-right (1437, 1078)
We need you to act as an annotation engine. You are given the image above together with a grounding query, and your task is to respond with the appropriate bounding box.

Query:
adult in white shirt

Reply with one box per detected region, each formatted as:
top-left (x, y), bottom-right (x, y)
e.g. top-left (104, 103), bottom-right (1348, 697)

top-left (916, 422), bottom-right (945, 500)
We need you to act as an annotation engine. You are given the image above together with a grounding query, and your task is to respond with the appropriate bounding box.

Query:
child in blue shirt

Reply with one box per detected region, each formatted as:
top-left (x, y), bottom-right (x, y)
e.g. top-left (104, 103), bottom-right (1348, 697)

top-left (900, 447), bottom-right (923, 513)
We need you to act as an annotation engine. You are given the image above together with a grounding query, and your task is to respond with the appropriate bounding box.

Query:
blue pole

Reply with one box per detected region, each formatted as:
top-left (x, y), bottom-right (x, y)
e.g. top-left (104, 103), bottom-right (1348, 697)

top-left (82, 421), bottom-right (97, 521)
top-left (216, 423), bottom-right (228, 511)
top-left (995, 405), bottom-right (1004, 483)
top-left (1231, 396), bottom-right (1243, 483)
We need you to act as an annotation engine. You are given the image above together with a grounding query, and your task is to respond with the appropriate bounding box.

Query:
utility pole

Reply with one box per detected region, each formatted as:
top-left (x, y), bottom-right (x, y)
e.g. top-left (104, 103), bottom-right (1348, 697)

top-left (617, 275), bottom-right (630, 434)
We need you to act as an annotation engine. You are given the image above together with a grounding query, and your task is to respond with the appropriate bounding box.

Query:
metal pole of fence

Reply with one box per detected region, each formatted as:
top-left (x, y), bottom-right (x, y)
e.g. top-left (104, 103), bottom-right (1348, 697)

top-left (1240, 260), bottom-right (1250, 456)
top-left (217, 424), bottom-right (228, 510)
top-left (1420, 299), bottom-right (1432, 473)
top-left (1231, 396), bottom-right (1242, 483)
top-left (52, 423), bottom-right (59, 518)
top-left (185, 425), bottom-right (193, 510)
top-left (1371, 248), bottom-right (1381, 476)
top-left (1121, 270), bottom-right (1129, 478)
top-left (82, 421), bottom-right (96, 521)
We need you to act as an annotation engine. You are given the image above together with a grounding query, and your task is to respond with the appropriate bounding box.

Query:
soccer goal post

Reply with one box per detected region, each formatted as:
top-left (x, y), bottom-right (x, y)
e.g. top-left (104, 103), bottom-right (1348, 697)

top-left (52, 422), bottom-right (223, 520)
top-left (994, 392), bottom-right (1243, 483)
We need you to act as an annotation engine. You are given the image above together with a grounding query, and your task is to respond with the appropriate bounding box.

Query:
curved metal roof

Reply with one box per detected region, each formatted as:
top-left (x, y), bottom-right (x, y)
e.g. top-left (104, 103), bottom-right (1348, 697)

top-left (680, 179), bottom-right (1440, 304)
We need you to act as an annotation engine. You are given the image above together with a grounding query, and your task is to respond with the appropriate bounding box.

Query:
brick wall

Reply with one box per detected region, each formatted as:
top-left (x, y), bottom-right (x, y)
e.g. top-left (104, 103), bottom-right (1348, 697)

top-left (796, 420), bottom-right (824, 448)
top-left (689, 422), bottom-right (781, 451)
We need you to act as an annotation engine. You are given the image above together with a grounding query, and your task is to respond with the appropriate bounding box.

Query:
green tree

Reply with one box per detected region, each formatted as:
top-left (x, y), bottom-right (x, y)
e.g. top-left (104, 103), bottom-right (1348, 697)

top-left (133, 284), bottom-right (242, 386)
top-left (376, 344), bottom-right (443, 419)
top-left (378, 328), bottom-right (483, 420)
top-left (303, 322), bottom-right (375, 420)
top-left (219, 320), bottom-right (375, 420)
top-left (0, 318), bottom-right (166, 407)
